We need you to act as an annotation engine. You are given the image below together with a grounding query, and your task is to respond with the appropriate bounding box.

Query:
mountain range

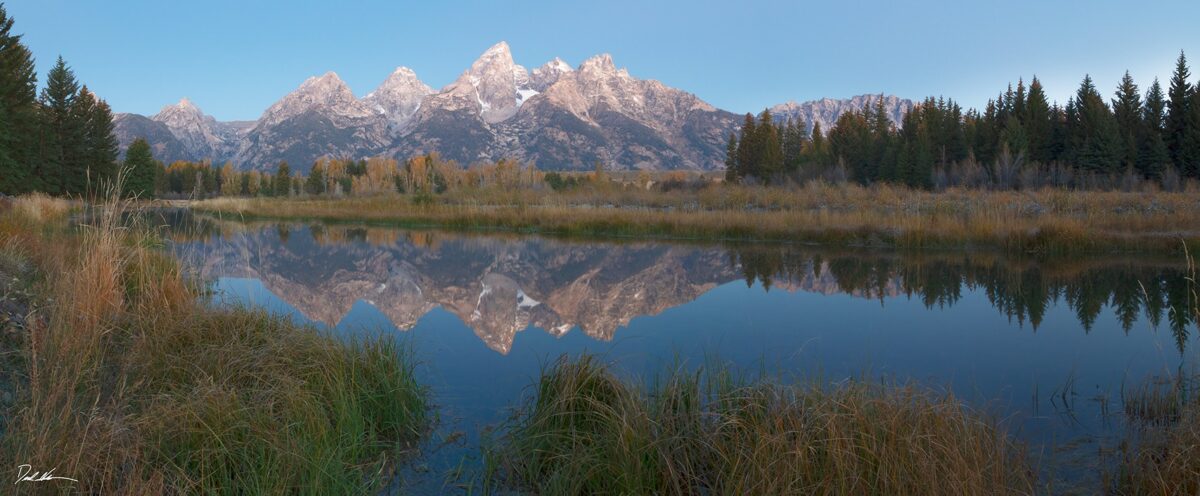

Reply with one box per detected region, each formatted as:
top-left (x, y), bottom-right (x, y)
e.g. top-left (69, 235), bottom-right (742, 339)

top-left (115, 42), bottom-right (913, 173)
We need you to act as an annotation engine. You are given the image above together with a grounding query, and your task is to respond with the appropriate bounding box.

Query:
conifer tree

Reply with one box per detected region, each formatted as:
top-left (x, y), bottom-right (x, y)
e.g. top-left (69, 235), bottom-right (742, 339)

top-left (273, 162), bottom-right (291, 196)
top-left (0, 3), bottom-right (37, 194)
top-left (305, 161), bottom-right (326, 195)
top-left (38, 56), bottom-right (82, 194)
top-left (83, 88), bottom-right (118, 184)
top-left (1071, 76), bottom-right (1122, 173)
top-left (807, 121), bottom-right (827, 166)
top-left (1183, 85), bottom-right (1200, 177)
top-left (1166, 51), bottom-right (1192, 169)
top-left (1139, 78), bottom-right (1170, 177)
top-left (1025, 77), bottom-right (1052, 163)
top-left (756, 109), bottom-right (782, 181)
top-left (734, 113), bottom-right (757, 180)
top-left (1112, 71), bottom-right (1142, 169)
top-left (724, 132), bottom-right (739, 182)
top-left (122, 138), bottom-right (157, 198)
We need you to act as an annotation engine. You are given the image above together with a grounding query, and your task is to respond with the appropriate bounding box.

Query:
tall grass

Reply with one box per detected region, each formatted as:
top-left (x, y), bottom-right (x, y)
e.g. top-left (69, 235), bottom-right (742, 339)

top-left (193, 183), bottom-right (1200, 254)
top-left (0, 188), bottom-right (429, 493)
top-left (483, 355), bottom-right (1034, 495)
top-left (1111, 247), bottom-right (1200, 495)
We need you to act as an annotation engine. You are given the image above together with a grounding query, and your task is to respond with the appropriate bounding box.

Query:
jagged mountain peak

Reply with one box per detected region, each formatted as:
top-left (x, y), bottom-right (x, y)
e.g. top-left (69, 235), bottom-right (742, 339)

top-left (364, 66), bottom-right (435, 128)
top-left (437, 41), bottom-right (532, 124)
top-left (579, 53), bottom-right (617, 73)
top-left (256, 70), bottom-right (376, 129)
top-left (531, 57), bottom-right (573, 91)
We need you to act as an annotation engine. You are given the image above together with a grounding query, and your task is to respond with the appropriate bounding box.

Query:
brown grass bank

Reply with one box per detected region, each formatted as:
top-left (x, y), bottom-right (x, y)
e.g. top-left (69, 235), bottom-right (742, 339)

top-left (481, 355), bottom-right (1035, 495)
top-left (0, 194), bottom-right (429, 494)
top-left (192, 183), bottom-right (1200, 254)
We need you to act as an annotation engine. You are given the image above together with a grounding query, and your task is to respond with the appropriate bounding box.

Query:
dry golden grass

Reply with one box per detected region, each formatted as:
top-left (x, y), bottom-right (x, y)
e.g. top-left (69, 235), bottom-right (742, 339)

top-left (484, 355), bottom-right (1035, 496)
top-left (193, 183), bottom-right (1200, 254)
top-left (0, 191), bottom-right (429, 494)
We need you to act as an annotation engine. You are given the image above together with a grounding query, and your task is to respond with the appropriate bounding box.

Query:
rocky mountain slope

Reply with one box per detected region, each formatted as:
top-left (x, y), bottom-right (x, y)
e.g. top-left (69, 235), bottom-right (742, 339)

top-left (115, 42), bottom-right (913, 172)
top-left (769, 94), bottom-right (914, 134)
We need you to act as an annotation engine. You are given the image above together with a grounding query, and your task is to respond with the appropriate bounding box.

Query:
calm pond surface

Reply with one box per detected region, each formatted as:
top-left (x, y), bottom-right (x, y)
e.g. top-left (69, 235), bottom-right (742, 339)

top-left (167, 214), bottom-right (1196, 492)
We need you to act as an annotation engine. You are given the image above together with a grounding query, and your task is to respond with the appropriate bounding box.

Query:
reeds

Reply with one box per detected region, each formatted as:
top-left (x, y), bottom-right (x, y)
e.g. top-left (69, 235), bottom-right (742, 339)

top-left (193, 183), bottom-right (1200, 254)
top-left (483, 355), bottom-right (1035, 495)
top-left (0, 188), bottom-right (429, 493)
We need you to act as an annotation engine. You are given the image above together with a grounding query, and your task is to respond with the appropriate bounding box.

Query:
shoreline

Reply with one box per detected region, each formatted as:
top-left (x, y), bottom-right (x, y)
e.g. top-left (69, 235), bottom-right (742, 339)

top-left (187, 186), bottom-right (1200, 255)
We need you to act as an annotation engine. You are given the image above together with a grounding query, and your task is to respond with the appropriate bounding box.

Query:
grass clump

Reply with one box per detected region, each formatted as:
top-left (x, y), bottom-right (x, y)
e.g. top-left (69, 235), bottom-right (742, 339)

top-left (0, 192), bottom-right (429, 494)
top-left (484, 355), bottom-right (1034, 495)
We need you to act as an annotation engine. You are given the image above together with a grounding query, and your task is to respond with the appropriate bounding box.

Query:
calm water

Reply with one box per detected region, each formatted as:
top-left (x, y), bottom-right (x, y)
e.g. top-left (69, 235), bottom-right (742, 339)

top-left (168, 215), bottom-right (1196, 491)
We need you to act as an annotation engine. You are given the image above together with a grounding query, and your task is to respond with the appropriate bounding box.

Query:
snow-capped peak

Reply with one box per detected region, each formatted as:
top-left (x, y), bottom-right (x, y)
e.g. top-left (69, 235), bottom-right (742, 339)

top-left (256, 71), bottom-right (375, 129)
top-left (440, 41), bottom-right (532, 124)
top-left (363, 66), bottom-right (434, 128)
top-left (531, 57), bottom-right (573, 91)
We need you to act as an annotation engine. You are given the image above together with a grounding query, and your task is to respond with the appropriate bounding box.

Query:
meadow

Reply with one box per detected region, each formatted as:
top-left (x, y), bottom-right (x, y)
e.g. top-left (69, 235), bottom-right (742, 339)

top-left (192, 181), bottom-right (1200, 255)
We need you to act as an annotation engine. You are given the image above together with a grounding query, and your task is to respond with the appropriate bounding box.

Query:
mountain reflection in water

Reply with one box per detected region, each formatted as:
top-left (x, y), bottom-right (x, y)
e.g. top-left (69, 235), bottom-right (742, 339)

top-left (170, 218), bottom-right (1196, 356)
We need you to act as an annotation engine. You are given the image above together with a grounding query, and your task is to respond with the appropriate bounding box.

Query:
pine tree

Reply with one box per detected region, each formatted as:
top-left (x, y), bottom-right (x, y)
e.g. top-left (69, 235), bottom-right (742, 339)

top-left (734, 113), bottom-right (756, 180)
top-left (1165, 51), bottom-right (1192, 170)
top-left (1112, 71), bottom-right (1142, 169)
top-left (724, 132), bottom-right (739, 182)
top-left (1139, 78), bottom-right (1170, 177)
top-left (1183, 87), bottom-right (1200, 177)
top-left (756, 109), bottom-right (782, 182)
top-left (807, 121), bottom-right (827, 166)
top-left (1070, 75), bottom-right (1122, 173)
top-left (83, 87), bottom-right (118, 186)
top-left (38, 56), bottom-right (82, 195)
top-left (0, 3), bottom-right (37, 194)
top-left (305, 161), bottom-right (326, 195)
top-left (273, 162), bottom-right (291, 196)
top-left (122, 138), bottom-right (157, 198)
top-left (1025, 77), bottom-right (1052, 163)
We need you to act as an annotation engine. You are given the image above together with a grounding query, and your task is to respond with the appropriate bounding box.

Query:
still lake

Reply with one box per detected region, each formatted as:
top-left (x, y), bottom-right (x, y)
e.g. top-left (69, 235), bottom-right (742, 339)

top-left (168, 214), bottom-right (1196, 491)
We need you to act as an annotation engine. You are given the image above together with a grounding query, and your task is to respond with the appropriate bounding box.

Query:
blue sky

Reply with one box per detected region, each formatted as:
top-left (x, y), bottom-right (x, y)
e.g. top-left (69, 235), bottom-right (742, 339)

top-left (7, 0), bottom-right (1199, 121)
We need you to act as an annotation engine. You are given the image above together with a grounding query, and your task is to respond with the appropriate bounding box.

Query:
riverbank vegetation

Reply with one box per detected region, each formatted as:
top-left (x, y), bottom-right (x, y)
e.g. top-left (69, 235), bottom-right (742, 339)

top-left (481, 355), bottom-right (1035, 495)
top-left (193, 182), bottom-right (1200, 254)
top-left (0, 193), bottom-right (429, 493)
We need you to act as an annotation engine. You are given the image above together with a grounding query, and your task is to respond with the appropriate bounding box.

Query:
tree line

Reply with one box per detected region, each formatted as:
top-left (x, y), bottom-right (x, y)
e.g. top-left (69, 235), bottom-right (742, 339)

top-left (0, 4), bottom-right (119, 196)
top-left (726, 51), bottom-right (1200, 190)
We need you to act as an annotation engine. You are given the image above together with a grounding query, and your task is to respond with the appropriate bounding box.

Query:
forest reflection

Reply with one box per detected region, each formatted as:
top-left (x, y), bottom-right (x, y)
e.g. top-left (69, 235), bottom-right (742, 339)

top-left (166, 211), bottom-right (1197, 354)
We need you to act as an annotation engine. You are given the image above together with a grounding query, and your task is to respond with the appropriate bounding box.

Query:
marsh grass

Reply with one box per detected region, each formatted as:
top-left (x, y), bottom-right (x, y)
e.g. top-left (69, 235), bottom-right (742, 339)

top-left (483, 355), bottom-right (1035, 495)
top-left (194, 183), bottom-right (1200, 254)
top-left (1109, 247), bottom-right (1200, 495)
top-left (0, 187), bottom-right (429, 493)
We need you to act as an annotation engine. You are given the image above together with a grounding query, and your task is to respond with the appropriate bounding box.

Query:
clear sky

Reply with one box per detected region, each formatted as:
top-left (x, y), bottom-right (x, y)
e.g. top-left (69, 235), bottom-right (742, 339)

top-left (7, 0), bottom-right (1200, 121)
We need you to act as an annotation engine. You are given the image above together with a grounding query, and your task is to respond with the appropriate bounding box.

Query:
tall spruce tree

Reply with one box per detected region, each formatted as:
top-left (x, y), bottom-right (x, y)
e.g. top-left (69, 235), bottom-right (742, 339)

top-left (1165, 51), bottom-right (1192, 170)
top-left (724, 132), bottom-right (739, 182)
top-left (38, 56), bottom-right (82, 195)
top-left (0, 3), bottom-right (38, 194)
top-left (273, 162), bottom-right (291, 196)
top-left (122, 138), bottom-right (156, 198)
top-left (80, 86), bottom-right (117, 186)
top-left (1070, 75), bottom-right (1122, 173)
top-left (734, 113), bottom-right (756, 180)
top-left (1183, 84), bottom-right (1200, 177)
top-left (1025, 77), bottom-right (1053, 163)
top-left (1112, 71), bottom-right (1142, 169)
top-left (1139, 78), bottom-right (1170, 177)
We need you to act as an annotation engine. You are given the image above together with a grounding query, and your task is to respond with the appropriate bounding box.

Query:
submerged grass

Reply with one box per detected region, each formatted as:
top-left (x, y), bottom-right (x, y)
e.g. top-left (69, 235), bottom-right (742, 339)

top-left (483, 355), bottom-right (1035, 495)
top-left (0, 190), bottom-right (429, 493)
top-left (1110, 247), bottom-right (1200, 495)
top-left (193, 183), bottom-right (1200, 254)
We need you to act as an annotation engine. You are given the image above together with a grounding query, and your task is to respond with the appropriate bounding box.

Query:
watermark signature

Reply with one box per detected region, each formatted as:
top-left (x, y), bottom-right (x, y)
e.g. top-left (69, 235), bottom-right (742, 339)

top-left (15, 464), bottom-right (77, 484)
